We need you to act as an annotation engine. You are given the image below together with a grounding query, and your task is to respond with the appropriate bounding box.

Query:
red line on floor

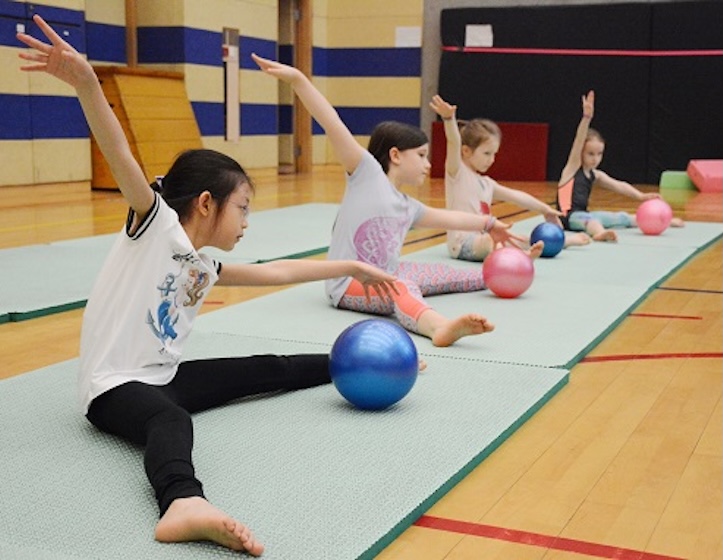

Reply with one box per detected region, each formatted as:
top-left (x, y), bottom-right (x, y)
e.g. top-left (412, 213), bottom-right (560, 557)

top-left (414, 515), bottom-right (685, 560)
top-left (202, 300), bottom-right (224, 305)
top-left (629, 312), bottom-right (703, 320)
top-left (582, 352), bottom-right (722, 363)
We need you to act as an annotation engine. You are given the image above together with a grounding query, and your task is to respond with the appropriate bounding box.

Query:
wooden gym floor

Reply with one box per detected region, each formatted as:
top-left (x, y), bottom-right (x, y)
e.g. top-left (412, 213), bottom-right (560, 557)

top-left (0, 168), bottom-right (720, 560)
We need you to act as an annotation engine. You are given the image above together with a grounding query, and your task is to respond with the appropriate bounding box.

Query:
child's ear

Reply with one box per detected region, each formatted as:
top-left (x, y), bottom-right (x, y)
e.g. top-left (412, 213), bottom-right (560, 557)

top-left (197, 191), bottom-right (214, 216)
top-left (389, 146), bottom-right (401, 165)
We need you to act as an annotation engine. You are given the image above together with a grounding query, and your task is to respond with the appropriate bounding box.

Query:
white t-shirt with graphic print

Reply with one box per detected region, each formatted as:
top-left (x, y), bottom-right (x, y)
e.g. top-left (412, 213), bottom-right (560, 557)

top-left (78, 194), bottom-right (219, 413)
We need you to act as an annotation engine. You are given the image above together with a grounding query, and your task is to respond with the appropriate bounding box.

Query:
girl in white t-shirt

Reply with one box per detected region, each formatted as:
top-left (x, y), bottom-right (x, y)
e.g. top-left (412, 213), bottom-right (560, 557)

top-left (18, 16), bottom-right (400, 556)
top-left (253, 55), bottom-right (527, 348)
top-left (430, 94), bottom-right (590, 261)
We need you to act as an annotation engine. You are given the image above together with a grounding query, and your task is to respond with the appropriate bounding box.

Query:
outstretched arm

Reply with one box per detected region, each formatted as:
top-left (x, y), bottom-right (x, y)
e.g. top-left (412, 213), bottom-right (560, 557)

top-left (594, 170), bottom-right (660, 201)
top-left (558, 90), bottom-right (595, 187)
top-left (17, 15), bottom-right (154, 217)
top-left (217, 259), bottom-right (398, 301)
top-left (493, 184), bottom-right (563, 226)
top-left (252, 53), bottom-right (365, 175)
top-left (429, 95), bottom-right (462, 177)
top-left (415, 206), bottom-right (526, 247)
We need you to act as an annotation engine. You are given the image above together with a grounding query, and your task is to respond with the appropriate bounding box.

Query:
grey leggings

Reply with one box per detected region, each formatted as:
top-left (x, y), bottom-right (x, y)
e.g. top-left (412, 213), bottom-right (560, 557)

top-left (86, 354), bottom-right (330, 515)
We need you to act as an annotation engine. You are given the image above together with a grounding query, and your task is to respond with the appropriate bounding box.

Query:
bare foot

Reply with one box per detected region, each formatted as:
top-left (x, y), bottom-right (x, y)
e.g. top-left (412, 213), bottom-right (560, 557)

top-left (155, 497), bottom-right (264, 556)
top-left (564, 232), bottom-right (591, 247)
top-left (592, 229), bottom-right (617, 242)
top-left (525, 240), bottom-right (544, 259)
top-left (671, 217), bottom-right (685, 227)
top-left (431, 314), bottom-right (494, 347)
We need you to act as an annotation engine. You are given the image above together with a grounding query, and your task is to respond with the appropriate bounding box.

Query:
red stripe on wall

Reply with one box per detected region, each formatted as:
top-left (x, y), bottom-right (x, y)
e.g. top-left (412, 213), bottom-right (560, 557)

top-left (414, 515), bottom-right (686, 560)
top-left (442, 46), bottom-right (723, 57)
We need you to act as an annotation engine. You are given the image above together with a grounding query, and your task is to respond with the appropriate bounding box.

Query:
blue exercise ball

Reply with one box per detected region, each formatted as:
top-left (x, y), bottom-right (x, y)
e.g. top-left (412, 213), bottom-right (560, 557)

top-left (329, 319), bottom-right (418, 410)
top-left (530, 222), bottom-right (565, 258)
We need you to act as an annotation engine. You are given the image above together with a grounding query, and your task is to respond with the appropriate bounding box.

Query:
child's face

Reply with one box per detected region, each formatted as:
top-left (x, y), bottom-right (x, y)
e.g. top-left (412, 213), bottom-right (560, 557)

top-left (395, 144), bottom-right (431, 186)
top-left (466, 137), bottom-right (499, 174)
top-left (211, 182), bottom-right (252, 251)
top-left (582, 138), bottom-right (605, 170)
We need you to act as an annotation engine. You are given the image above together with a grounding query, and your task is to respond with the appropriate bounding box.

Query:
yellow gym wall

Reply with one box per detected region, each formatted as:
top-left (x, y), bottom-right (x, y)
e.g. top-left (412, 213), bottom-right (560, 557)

top-left (312, 0), bottom-right (423, 164)
top-left (1, 0), bottom-right (423, 186)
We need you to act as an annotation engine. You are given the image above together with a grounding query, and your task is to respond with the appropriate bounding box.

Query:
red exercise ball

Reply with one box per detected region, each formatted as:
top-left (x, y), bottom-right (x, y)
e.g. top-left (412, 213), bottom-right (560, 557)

top-left (636, 198), bottom-right (673, 235)
top-left (482, 247), bottom-right (535, 298)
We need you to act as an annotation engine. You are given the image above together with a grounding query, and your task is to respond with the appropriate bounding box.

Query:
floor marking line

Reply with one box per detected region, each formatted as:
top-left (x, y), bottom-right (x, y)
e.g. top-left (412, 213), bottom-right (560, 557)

top-left (414, 515), bottom-right (686, 560)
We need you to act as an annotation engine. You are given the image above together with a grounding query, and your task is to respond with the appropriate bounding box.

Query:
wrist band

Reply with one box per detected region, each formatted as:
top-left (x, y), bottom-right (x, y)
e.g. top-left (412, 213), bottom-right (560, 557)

top-left (484, 216), bottom-right (496, 232)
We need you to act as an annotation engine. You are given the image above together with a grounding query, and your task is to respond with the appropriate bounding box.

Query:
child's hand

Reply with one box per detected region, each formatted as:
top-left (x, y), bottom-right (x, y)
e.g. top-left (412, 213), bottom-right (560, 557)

top-left (488, 219), bottom-right (527, 248)
top-left (430, 95), bottom-right (456, 120)
top-left (640, 192), bottom-right (661, 201)
top-left (543, 209), bottom-right (564, 228)
top-left (351, 263), bottom-right (400, 303)
top-left (17, 15), bottom-right (95, 90)
top-left (582, 90), bottom-right (595, 119)
top-left (251, 53), bottom-right (304, 84)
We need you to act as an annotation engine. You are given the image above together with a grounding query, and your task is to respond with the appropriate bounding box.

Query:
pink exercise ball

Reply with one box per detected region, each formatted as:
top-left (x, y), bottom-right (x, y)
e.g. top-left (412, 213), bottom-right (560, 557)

top-left (636, 198), bottom-right (673, 235)
top-left (482, 247), bottom-right (535, 298)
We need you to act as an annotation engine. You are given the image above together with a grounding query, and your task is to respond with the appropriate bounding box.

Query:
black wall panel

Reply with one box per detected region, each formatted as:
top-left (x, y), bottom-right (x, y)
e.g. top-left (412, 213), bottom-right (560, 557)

top-left (438, 2), bottom-right (722, 184)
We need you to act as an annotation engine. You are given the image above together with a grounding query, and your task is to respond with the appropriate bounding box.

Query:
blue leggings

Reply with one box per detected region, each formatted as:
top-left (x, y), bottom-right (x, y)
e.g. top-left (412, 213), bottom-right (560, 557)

top-left (567, 210), bottom-right (634, 231)
top-left (86, 354), bottom-right (329, 515)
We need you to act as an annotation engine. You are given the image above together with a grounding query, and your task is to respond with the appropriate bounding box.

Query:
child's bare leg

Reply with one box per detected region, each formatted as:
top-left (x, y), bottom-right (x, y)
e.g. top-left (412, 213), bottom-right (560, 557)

top-left (586, 220), bottom-right (617, 242)
top-left (563, 232), bottom-right (591, 247)
top-left (417, 308), bottom-right (495, 347)
top-left (155, 497), bottom-right (264, 556)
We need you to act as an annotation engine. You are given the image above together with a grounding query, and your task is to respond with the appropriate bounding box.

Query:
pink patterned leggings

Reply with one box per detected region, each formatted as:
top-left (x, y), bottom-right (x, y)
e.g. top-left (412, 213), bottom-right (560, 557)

top-left (338, 261), bottom-right (486, 333)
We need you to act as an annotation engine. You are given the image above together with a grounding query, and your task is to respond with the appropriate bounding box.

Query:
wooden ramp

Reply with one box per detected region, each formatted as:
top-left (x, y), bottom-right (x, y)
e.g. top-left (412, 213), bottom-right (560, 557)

top-left (91, 66), bottom-right (202, 190)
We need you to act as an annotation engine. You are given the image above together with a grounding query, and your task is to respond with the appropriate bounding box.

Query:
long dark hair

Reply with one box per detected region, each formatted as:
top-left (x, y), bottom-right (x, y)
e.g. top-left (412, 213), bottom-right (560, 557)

top-left (154, 149), bottom-right (254, 221)
top-left (367, 121), bottom-right (428, 173)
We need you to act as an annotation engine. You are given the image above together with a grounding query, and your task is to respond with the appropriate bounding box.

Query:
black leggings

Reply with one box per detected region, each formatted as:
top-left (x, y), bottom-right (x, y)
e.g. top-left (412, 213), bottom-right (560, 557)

top-left (86, 354), bottom-right (330, 515)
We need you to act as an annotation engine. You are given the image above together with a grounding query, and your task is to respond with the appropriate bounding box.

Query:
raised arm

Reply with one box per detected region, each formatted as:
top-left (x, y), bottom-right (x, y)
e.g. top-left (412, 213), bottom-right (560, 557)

top-left (429, 95), bottom-right (462, 177)
top-left (558, 90), bottom-right (595, 187)
top-left (17, 15), bottom-right (154, 217)
top-left (252, 53), bottom-right (365, 175)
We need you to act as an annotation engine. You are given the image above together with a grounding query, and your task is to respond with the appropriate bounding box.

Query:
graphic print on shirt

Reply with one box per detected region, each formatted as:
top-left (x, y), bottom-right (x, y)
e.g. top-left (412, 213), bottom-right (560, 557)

top-left (183, 269), bottom-right (210, 307)
top-left (353, 216), bottom-right (408, 269)
top-left (480, 201), bottom-right (491, 215)
top-left (146, 251), bottom-right (208, 347)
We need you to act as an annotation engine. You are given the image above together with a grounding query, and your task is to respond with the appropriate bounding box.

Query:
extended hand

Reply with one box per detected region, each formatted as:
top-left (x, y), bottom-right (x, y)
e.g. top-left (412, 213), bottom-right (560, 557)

top-left (429, 95), bottom-right (457, 120)
top-left (488, 219), bottom-right (527, 249)
top-left (352, 263), bottom-right (400, 303)
top-left (17, 15), bottom-right (95, 90)
top-left (251, 53), bottom-right (303, 84)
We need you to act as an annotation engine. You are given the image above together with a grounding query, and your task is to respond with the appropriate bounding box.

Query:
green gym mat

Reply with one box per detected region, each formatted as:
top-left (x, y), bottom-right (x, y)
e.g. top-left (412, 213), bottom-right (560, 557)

top-left (0, 203), bottom-right (338, 323)
top-left (0, 334), bottom-right (568, 560)
top-left (2, 218), bottom-right (720, 559)
top-left (192, 220), bottom-right (722, 369)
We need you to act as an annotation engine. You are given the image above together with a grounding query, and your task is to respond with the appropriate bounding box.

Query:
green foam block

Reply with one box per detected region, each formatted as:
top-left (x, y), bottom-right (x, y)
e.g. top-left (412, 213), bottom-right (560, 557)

top-left (659, 170), bottom-right (696, 190)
